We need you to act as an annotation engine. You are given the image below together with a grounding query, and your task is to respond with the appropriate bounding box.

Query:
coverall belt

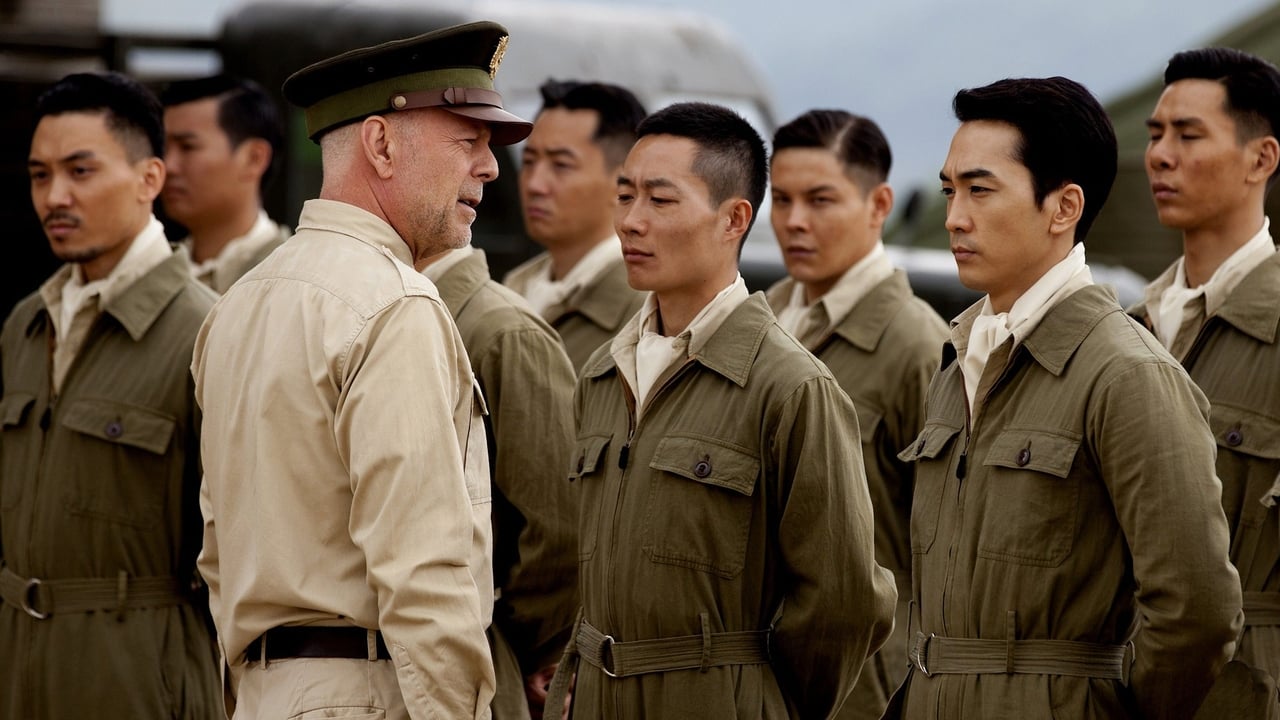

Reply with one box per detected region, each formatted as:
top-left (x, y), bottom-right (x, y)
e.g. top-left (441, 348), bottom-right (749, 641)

top-left (1242, 591), bottom-right (1280, 626)
top-left (0, 566), bottom-right (186, 620)
top-left (576, 619), bottom-right (770, 678)
top-left (245, 626), bottom-right (391, 662)
top-left (909, 632), bottom-right (1132, 682)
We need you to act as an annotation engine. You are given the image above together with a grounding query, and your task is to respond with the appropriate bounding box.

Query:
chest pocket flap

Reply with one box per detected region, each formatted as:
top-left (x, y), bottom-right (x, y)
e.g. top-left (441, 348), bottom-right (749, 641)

top-left (983, 428), bottom-right (1081, 478)
top-left (1210, 404), bottom-right (1280, 460)
top-left (61, 399), bottom-right (176, 455)
top-left (569, 435), bottom-right (610, 480)
top-left (898, 422), bottom-right (962, 463)
top-left (650, 435), bottom-right (760, 496)
top-left (0, 393), bottom-right (36, 428)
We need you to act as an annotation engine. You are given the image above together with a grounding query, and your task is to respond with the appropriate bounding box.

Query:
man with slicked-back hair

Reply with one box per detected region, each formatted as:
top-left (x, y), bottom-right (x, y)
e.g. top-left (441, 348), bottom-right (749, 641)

top-left (892, 76), bottom-right (1240, 720)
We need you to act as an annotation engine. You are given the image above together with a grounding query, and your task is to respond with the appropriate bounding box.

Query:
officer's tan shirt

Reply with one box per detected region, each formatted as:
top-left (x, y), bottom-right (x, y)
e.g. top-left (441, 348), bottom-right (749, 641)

top-left (898, 285), bottom-right (1240, 719)
top-left (504, 247), bottom-right (645, 372)
top-left (193, 199), bottom-right (495, 719)
top-left (181, 210), bottom-right (290, 294)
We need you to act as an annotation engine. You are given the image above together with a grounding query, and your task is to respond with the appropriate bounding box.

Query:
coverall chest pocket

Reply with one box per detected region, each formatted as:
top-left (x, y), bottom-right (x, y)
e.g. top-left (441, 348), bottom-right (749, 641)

top-left (0, 392), bottom-right (37, 511)
top-left (642, 434), bottom-right (760, 579)
top-left (976, 429), bottom-right (1081, 567)
top-left (899, 422), bottom-right (961, 555)
top-left (59, 398), bottom-right (176, 530)
top-left (569, 435), bottom-right (611, 561)
top-left (1209, 405), bottom-right (1280, 529)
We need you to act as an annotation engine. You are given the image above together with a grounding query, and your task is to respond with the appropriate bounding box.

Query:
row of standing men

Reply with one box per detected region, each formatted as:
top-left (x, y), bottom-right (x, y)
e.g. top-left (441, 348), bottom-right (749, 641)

top-left (1, 19), bottom-right (1278, 720)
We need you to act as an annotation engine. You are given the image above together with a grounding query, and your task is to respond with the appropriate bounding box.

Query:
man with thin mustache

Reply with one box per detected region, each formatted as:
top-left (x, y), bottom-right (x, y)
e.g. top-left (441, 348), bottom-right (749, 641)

top-left (2, 71), bottom-right (220, 719)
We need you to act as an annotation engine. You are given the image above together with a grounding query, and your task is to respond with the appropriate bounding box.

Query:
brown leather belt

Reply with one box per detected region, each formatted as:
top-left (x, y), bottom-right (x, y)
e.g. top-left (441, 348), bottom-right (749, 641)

top-left (909, 632), bottom-right (1132, 683)
top-left (245, 626), bottom-right (391, 662)
top-left (1243, 591), bottom-right (1280, 626)
top-left (0, 566), bottom-right (187, 620)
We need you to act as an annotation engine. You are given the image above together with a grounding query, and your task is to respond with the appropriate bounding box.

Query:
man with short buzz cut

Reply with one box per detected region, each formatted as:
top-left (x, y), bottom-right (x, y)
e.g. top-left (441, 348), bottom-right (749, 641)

top-left (161, 74), bottom-right (288, 293)
top-left (192, 23), bottom-right (532, 719)
top-left (546, 101), bottom-right (897, 719)
top-left (1, 71), bottom-right (220, 719)
top-left (1137, 47), bottom-right (1280, 686)
top-left (766, 109), bottom-right (947, 720)
top-left (890, 76), bottom-right (1241, 719)
top-left (506, 79), bottom-right (647, 370)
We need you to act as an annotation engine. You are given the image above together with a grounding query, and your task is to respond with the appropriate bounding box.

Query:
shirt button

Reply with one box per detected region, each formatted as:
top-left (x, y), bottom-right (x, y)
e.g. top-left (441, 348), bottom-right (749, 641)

top-left (693, 457), bottom-right (712, 479)
top-left (1226, 428), bottom-right (1244, 447)
top-left (105, 420), bottom-right (124, 439)
top-left (1016, 448), bottom-right (1031, 467)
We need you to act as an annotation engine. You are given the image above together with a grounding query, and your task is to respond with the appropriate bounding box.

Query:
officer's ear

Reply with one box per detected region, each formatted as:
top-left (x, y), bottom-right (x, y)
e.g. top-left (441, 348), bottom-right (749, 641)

top-left (360, 116), bottom-right (395, 180)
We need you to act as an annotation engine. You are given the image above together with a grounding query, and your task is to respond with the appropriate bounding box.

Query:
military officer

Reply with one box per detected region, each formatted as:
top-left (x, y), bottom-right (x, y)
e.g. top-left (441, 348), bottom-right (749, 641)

top-left (1, 72), bottom-right (220, 718)
top-left (422, 245), bottom-right (579, 719)
top-left (891, 76), bottom-right (1242, 719)
top-left (161, 75), bottom-right (289, 293)
top-left (765, 109), bottom-right (947, 720)
top-left (505, 80), bottom-right (647, 371)
top-left (546, 101), bottom-right (897, 719)
top-left (192, 24), bottom-right (531, 719)
top-left (1138, 48), bottom-right (1280, 685)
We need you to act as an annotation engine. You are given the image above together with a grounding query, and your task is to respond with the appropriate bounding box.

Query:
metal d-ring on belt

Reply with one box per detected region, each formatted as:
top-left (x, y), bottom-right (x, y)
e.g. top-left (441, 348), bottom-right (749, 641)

top-left (0, 566), bottom-right (187, 620)
top-left (908, 632), bottom-right (1134, 685)
top-left (1242, 591), bottom-right (1280, 626)
top-left (545, 610), bottom-right (771, 712)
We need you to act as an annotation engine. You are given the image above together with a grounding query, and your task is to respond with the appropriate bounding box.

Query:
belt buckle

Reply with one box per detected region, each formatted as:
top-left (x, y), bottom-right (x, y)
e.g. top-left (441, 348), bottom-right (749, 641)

top-left (600, 634), bottom-right (618, 678)
top-left (913, 633), bottom-right (934, 677)
top-left (21, 577), bottom-right (48, 620)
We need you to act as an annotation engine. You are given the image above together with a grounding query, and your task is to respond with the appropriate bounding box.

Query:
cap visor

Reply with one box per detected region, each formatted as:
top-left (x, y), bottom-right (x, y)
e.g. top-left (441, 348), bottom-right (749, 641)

top-left (444, 105), bottom-right (532, 145)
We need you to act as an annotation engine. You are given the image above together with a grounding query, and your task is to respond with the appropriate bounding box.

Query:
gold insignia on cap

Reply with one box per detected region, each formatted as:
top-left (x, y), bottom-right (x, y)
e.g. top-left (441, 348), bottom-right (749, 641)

top-left (489, 35), bottom-right (509, 80)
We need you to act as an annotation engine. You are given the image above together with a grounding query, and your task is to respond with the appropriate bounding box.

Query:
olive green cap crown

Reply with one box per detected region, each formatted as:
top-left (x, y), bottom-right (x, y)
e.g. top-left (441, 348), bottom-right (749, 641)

top-left (281, 21), bottom-right (531, 144)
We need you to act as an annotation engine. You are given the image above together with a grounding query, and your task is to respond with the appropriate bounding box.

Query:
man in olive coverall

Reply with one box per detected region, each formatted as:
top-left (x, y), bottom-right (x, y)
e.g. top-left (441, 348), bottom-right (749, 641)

top-left (547, 101), bottom-right (897, 719)
top-left (1, 72), bottom-right (219, 719)
top-left (890, 76), bottom-right (1241, 720)
top-left (1137, 48), bottom-right (1280, 711)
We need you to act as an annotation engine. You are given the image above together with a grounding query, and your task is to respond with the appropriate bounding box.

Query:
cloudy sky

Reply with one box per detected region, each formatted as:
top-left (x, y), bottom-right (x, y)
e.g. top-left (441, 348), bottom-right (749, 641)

top-left (107, 0), bottom-right (1275, 189)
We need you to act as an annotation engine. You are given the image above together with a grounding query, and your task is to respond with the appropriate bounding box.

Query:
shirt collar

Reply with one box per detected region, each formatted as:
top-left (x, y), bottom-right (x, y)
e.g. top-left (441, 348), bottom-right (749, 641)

top-left (295, 199), bottom-right (415, 268)
top-left (423, 247), bottom-right (488, 315)
top-left (592, 286), bottom-right (770, 389)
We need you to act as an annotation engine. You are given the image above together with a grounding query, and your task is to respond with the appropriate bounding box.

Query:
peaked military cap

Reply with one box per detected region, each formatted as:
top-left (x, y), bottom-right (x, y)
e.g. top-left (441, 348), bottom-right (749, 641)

top-left (282, 21), bottom-right (531, 145)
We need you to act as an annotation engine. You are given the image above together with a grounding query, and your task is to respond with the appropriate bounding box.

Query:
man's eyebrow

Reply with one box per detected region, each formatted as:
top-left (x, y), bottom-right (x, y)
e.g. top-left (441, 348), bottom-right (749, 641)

top-left (939, 168), bottom-right (996, 182)
top-left (617, 173), bottom-right (634, 186)
top-left (805, 184), bottom-right (840, 194)
top-left (642, 178), bottom-right (677, 192)
top-left (29, 150), bottom-right (95, 167)
top-left (1147, 116), bottom-right (1206, 130)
